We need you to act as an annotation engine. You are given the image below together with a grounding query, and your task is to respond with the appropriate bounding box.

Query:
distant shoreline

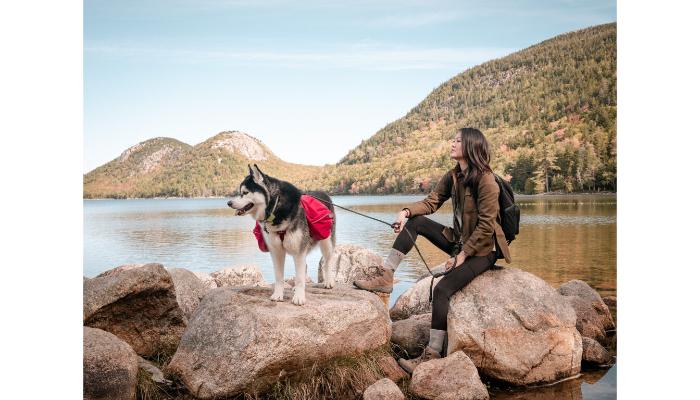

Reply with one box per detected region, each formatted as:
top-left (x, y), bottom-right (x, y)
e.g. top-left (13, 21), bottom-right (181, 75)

top-left (83, 191), bottom-right (616, 200)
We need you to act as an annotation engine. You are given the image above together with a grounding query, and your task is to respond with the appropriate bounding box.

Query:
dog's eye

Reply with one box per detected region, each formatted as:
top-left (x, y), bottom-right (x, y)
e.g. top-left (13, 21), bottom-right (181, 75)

top-left (241, 191), bottom-right (249, 195)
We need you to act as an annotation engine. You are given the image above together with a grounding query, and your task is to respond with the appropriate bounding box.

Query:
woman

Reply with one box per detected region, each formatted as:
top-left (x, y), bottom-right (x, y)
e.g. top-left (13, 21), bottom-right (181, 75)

top-left (353, 127), bottom-right (512, 373)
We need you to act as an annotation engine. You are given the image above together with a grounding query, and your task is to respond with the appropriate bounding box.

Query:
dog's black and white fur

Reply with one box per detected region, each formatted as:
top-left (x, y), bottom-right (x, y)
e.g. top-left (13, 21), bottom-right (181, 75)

top-left (227, 164), bottom-right (336, 305)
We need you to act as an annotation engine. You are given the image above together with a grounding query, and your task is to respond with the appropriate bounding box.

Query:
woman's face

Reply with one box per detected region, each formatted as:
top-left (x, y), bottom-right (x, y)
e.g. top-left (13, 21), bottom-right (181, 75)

top-left (450, 133), bottom-right (463, 160)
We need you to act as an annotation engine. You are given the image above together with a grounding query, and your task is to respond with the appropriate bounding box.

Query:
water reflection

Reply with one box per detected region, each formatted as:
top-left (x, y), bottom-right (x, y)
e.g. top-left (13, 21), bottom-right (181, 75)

top-left (84, 194), bottom-right (616, 302)
top-left (490, 366), bottom-right (616, 400)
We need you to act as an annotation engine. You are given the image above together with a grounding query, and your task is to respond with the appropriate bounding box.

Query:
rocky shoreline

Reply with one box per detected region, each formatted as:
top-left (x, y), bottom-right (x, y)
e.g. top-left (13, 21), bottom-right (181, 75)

top-left (83, 245), bottom-right (616, 400)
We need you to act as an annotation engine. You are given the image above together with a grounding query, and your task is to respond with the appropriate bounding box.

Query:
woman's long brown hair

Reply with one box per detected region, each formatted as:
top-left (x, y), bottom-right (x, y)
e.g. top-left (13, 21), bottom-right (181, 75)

top-left (459, 127), bottom-right (493, 198)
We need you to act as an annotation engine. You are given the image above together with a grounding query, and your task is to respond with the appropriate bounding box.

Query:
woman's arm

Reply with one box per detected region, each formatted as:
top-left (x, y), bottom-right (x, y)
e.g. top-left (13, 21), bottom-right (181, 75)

top-left (462, 172), bottom-right (499, 257)
top-left (403, 171), bottom-right (452, 217)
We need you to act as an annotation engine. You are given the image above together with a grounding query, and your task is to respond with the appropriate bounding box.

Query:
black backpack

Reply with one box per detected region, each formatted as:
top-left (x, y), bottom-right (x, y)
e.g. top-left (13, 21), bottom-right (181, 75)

top-left (491, 174), bottom-right (520, 244)
top-left (468, 173), bottom-right (520, 245)
top-left (451, 171), bottom-right (521, 244)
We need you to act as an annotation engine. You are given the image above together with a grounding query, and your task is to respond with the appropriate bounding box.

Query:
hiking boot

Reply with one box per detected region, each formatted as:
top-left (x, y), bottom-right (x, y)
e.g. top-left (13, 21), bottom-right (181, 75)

top-left (353, 266), bottom-right (394, 294)
top-left (398, 346), bottom-right (441, 374)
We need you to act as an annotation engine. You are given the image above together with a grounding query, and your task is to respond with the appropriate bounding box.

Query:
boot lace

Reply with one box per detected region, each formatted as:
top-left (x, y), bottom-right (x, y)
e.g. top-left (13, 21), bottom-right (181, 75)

top-left (367, 265), bottom-right (385, 276)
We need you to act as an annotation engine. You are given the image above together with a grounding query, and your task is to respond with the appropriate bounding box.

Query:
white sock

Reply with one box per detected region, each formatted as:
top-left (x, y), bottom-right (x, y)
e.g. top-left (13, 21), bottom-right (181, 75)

top-left (428, 329), bottom-right (446, 353)
top-left (384, 248), bottom-right (406, 271)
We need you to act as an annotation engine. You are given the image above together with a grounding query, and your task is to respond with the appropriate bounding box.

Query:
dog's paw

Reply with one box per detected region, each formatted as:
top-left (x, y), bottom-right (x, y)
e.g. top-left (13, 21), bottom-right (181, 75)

top-left (323, 279), bottom-right (335, 289)
top-left (270, 287), bottom-right (284, 302)
top-left (291, 287), bottom-right (306, 306)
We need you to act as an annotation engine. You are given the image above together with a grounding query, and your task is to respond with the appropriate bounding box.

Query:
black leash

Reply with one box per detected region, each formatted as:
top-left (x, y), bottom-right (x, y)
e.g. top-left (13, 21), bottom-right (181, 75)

top-left (305, 194), bottom-right (448, 301)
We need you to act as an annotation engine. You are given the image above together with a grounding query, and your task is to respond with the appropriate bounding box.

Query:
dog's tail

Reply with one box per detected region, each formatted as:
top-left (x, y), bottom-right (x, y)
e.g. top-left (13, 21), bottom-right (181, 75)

top-left (305, 190), bottom-right (336, 246)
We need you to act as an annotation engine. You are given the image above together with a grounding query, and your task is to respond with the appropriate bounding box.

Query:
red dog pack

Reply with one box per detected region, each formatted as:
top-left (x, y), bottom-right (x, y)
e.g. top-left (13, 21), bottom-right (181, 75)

top-left (253, 194), bottom-right (334, 252)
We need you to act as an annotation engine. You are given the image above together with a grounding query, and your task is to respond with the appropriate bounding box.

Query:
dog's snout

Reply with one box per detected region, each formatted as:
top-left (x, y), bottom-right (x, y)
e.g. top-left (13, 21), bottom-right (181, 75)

top-left (227, 200), bottom-right (233, 207)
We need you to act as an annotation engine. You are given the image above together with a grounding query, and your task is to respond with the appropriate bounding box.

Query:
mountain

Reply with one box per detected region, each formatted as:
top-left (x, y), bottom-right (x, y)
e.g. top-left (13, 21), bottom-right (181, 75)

top-left (84, 23), bottom-right (616, 198)
top-left (83, 131), bottom-right (322, 198)
top-left (298, 23), bottom-right (617, 194)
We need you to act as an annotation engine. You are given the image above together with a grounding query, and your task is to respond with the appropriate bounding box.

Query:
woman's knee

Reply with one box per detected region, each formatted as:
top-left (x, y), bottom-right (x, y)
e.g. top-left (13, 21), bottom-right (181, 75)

top-left (404, 215), bottom-right (427, 230)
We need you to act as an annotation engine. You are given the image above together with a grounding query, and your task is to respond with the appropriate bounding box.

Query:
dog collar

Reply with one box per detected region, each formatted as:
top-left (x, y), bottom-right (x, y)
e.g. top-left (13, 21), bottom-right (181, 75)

top-left (264, 195), bottom-right (280, 223)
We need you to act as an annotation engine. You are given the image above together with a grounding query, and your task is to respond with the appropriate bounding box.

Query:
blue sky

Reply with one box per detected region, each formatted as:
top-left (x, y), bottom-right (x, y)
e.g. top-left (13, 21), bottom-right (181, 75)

top-left (84, 0), bottom-right (616, 172)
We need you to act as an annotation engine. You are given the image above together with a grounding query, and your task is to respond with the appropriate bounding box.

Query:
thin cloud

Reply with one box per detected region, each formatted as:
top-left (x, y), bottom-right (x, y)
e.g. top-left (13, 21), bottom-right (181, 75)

top-left (366, 11), bottom-right (464, 28)
top-left (85, 44), bottom-right (514, 71)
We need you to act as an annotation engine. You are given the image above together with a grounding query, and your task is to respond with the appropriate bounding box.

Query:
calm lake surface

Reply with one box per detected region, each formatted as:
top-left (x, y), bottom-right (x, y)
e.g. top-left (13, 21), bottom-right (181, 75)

top-left (83, 193), bottom-right (616, 399)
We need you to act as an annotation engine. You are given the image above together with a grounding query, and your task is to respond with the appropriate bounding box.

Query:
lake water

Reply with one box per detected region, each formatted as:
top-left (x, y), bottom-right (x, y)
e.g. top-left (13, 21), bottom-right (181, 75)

top-left (83, 193), bottom-right (616, 399)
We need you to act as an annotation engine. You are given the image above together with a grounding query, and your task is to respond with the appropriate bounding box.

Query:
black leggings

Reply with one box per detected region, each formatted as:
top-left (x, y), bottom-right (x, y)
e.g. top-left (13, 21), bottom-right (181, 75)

top-left (393, 216), bottom-right (496, 330)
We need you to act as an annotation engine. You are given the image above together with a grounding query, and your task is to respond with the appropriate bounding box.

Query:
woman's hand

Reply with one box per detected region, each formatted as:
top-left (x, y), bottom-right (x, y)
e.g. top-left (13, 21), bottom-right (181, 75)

top-left (393, 209), bottom-right (410, 233)
top-left (445, 251), bottom-right (467, 272)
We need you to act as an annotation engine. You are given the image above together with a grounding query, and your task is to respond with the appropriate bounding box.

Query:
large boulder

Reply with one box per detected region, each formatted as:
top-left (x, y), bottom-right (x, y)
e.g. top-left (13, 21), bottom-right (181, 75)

top-left (318, 244), bottom-right (384, 285)
top-left (558, 280), bottom-right (615, 343)
top-left (390, 274), bottom-right (443, 320)
top-left (167, 267), bottom-right (210, 321)
top-left (210, 264), bottom-right (267, 287)
top-left (410, 351), bottom-right (489, 400)
top-left (391, 313), bottom-right (431, 358)
top-left (447, 267), bottom-right (582, 386)
top-left (84, 327), bottom-right (139, 400)
top-left (363, 378), bottom-right (405, 400)
top-left (166, 285), bottom-right (392, 398)
top-left (83, 263), bottom-right (186, 357)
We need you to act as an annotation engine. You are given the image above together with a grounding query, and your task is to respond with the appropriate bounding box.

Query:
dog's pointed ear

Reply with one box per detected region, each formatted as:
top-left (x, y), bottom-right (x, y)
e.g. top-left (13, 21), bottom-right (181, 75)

top-left (250, 164), bottom-right (265, 185)
top-left (247, 164), bottom-right (254, 176)
top-left (253, 164), bottom-right (267, 179)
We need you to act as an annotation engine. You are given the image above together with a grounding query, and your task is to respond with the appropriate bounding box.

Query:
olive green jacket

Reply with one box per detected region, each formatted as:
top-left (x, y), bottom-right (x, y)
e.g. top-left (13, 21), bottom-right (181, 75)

top-left (404, 164), bottom-right (512, 263)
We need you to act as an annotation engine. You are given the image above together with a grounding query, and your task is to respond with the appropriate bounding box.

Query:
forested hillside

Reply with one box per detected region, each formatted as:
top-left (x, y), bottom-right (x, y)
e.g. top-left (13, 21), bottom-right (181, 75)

top-left (298, 23), bottom-right (616, 194)
top-left (83, 132), bottom-right (322, 198)
top-left (84, 23), bottom-right (616, 198)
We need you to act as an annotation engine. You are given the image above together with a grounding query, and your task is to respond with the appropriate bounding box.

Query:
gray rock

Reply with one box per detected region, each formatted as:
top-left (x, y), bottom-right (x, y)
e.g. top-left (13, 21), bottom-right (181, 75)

top-left (391, 313), bottom-right (431, 358)
top-left (318, 244), bottom-right (384, 285)
top-left (603, 295), bottom-right (616, 308)
top-left (210, 264), bottom-right (267, 287)
top-left (83, 263), bottom-right (186, 357)
top-left (285, 275), bottom-right (315, 287)
top-left (95, 263), bottom-right (147, 278)
top-left (167, 267), bottom-right (210, 321)
top-left (84, 327), bottom-right (138, 400)
top-left (166, 285), bottom-right (391, 398)
top-left (581, 337), bottom-right (614, 366)
top-left (192, 271), bottom-right (218, 289)
top-left (447, 267), bottom-right (582, 386)
top-left (558, 280), bottom-right (615, 343)
top-left (390, 273), bottom-right (443, 320)
top-left (410, 351), bottom-right (489, 400)
top-left (363, 377), bottom-right (405, 400)
top-left (376, 355), bottom-right (409, 383)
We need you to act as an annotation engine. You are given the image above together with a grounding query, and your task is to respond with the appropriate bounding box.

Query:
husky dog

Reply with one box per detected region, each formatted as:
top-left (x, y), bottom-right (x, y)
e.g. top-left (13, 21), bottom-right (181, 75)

top-left (227, 164), bottom-right (336, 305)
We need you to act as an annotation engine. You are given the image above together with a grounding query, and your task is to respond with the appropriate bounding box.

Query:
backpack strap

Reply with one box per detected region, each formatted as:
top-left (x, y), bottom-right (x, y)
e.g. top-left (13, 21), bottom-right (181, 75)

top-left (450, 170), bottom-right (463, 256)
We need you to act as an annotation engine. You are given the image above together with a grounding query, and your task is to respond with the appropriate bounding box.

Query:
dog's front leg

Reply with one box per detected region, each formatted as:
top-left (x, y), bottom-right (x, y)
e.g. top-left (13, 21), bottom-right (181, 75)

top-left (291, 253), bottom-right (307, 306)
top-left (269, 246), bottom-right (286, 302)
top-left (319, 238), bottom-right (335, 289)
